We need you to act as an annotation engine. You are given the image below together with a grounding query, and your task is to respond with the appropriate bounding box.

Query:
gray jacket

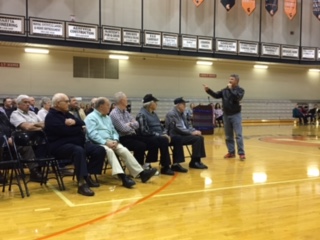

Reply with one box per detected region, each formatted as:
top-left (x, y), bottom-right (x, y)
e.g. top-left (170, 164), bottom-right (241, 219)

top-left (165, 107), bottom-right (195, 136)
top-left (136, 107), bottom-right (166, 136)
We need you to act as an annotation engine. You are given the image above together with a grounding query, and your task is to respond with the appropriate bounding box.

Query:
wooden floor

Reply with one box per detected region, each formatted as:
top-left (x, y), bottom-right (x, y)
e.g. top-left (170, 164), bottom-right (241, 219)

top-left (1, 124), bottom-right (320, 240)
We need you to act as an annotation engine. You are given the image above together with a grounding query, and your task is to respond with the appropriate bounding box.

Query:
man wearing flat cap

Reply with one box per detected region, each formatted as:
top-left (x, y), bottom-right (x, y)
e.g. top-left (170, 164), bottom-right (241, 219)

top-left (165, 97), bottom-right (207, 169)
top-left (136, 94), bottom-right (188, 174)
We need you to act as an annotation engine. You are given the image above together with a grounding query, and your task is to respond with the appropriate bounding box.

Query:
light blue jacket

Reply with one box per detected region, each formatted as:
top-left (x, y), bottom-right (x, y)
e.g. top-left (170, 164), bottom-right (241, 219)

top-left (84, 109), bottom-right (119, 145)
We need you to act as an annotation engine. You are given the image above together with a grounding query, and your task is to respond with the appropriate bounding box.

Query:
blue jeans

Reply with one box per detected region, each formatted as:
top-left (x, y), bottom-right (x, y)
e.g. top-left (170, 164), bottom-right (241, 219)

top-left (223, 112), bottom-right (245, 155)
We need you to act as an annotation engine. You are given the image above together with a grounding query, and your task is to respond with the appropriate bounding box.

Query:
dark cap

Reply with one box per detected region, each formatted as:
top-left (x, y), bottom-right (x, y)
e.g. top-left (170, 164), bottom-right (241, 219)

top-left (143, 94), bottom-right (159, 103)
top-left (174, 97), bottom-right (189, 104)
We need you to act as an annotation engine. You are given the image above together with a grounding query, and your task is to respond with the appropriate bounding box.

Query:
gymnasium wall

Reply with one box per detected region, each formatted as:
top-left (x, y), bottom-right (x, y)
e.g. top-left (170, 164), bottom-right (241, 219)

top-left (0, 45), bottom-right (319, 102)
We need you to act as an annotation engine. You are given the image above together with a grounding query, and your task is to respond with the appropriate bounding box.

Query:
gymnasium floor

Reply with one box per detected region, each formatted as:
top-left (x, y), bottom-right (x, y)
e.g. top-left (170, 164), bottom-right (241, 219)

top-left (1, 124), bottom-right (320, 240)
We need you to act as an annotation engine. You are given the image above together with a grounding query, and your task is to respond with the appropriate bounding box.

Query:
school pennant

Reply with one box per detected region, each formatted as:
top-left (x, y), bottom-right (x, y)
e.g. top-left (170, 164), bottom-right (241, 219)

top-left (313, 0), bottom-right (320, 21)
top-left (193, 0), bottom-right (204, 7)
top-left (265, 0), bottom-right (278, 16)
top-left (284, 0), bottom-right (297, 20)
top-left (221, 0), bottom-right (235, 12)
top-left (242, 0), bottom-right (256, 16)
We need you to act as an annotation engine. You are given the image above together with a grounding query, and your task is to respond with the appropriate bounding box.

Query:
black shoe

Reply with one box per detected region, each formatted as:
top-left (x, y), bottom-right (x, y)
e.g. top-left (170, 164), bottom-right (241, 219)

top-left (189, 161), bottom-right (208, 169)
top-left (77, 183), bottom-right (95, 196)
top-left (160, 167), bottom-right (175, 176)
top-left (140, 168), bottom-right (157, 183)
top-left (30, 169), bottom-right (46, 183)
top-left (86, 176), bottom-right (100, 188)
top-left (122, 175), bottom-right (136, 188)
top-left (171, 163), bottom-right (188, 173)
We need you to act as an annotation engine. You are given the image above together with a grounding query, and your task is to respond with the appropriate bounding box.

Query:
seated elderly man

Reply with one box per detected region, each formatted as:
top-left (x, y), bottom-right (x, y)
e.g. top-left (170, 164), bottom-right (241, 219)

top-left (29, 96), bottom-right (39, 114)
top-left (110, 92), bottom-right (171, 175)
top-left (44, 93), bottom-right (106, 197)
top-left (165, 97), bottom-right (208, 169)
top-left (0, 97), bottom-right (15, 119)
top-left (85, 97), bottom-right (98, 115)
top-left (69, 96), bottom-right (86, 121)
top-left (85, 97), bottom-right (157, 186)
top-left (137, 94), bottom-right (188, 173)
top-left (10, 94), bottom-right (45, 181)
top-left (0, 110), bottom-right (36, 182)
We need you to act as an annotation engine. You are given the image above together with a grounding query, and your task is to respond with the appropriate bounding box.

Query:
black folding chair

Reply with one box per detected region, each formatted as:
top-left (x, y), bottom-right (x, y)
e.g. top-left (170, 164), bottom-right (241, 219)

top-left (11, 130), bottom-right (66, 193)
top-left (0, 133), bottom-right (27, 198)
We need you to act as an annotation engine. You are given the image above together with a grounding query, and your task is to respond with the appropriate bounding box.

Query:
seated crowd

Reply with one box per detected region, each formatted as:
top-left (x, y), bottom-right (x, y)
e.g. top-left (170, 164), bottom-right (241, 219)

top-left (292, 104), bottom-right (319, 125)
top-left (0, 92), bottom-right (208, 197)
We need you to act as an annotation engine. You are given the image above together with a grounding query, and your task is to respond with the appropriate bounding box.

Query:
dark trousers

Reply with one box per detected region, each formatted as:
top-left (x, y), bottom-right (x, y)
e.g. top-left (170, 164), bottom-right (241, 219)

top-left (152, 136), bottom-right (171, 167)
top-left (169, 136), bottom-right (185, 164)
top-left (180, 135), bottom-right (206, 162)
top-left (119, 135), bottom-right (160, 166)
top-left (84, 142), bottom-right (106, 175)
top-left (51, 142), bottom-right (105, 181)
top-left (216, 116), bottom-right (223, 127)
top-left (18, 146), bottom-right (37, 170)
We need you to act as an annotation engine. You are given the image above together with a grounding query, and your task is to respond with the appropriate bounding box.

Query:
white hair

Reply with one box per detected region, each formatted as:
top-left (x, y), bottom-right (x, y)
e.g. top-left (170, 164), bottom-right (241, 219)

top-left (16, 94), bottom-right (30, 104)
top-left (52, 93), bottom-right (66, 107)
top-left (40, 97), bottom-right (51, 107)
top-left (114, 92), bottom-right (126, 104)
top-left (143, 101), bottom-right (153, 108)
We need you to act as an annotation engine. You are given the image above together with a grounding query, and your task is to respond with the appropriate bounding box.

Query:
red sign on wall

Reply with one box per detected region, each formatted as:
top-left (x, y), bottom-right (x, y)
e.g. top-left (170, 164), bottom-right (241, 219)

top-left (0, 62), bottom-right (20, 68)
top-left (199, 73), bottom-right (217, 78)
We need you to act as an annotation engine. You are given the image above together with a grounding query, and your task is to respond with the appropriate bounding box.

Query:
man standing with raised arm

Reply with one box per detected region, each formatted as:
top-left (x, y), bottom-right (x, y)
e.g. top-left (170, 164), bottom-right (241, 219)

top-left (203, 74), bottom-right (246, 160)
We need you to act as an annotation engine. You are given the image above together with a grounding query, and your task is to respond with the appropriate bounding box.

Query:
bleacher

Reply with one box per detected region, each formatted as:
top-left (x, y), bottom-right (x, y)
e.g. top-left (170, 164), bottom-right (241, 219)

top-left (129, 98), bottom-right (297, 123)
top-left (1, 95), bottom-right (311, 125)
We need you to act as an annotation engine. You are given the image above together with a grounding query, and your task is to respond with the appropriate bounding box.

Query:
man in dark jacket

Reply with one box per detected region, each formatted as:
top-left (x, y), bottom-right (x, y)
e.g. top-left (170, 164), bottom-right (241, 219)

top-left (165, 97), bottom-right (207, 169)
top-left (138, 94), bottom-right (187, 173)
top-left (45, 93), bottom-right (105, 197)
top-left (203, 74), bottom-right (246, 160)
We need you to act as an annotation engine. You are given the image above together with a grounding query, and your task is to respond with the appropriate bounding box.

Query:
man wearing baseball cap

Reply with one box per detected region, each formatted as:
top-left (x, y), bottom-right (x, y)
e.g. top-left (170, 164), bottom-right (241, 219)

top-left (136, 94), bottom-right (187, 174)
top-left (165, 97), bottom-right (207, 169)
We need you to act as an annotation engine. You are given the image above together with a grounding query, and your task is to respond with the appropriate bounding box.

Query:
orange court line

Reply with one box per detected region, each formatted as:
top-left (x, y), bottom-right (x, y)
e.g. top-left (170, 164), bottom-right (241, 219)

top-left (36, 173), bottom-right (178, 240)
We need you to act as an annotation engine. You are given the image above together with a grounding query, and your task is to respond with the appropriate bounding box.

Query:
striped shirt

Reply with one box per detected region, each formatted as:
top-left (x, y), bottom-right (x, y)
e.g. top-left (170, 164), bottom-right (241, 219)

top-left (109, 107), bottom-right (139, 136)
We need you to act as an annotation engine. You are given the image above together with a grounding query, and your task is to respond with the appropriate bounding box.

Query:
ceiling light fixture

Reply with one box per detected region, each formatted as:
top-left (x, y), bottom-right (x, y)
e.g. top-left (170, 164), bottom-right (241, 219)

top-left (109, 54), bottom-right (129, 60)
top-left (24, 48), bottom-right (49, 54)
top-left (254, 64), bottom-right (268, 69)
top-left (196, 61), bottom-right (213, 66)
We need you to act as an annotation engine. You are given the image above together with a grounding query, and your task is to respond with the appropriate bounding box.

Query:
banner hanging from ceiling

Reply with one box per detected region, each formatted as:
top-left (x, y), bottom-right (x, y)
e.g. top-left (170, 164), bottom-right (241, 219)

top-left (284, 0), bottom-right (297, 20)
top-left (221, 0), bottom-right (235, 11)
top-left (313, 0), bottom-right (320, 21)
top-left (265, 0), bottom-right (278, 16)
top-left (193, 0), bottom-right (204, 7)
top-left (242, 0), bottom-right (256, 16)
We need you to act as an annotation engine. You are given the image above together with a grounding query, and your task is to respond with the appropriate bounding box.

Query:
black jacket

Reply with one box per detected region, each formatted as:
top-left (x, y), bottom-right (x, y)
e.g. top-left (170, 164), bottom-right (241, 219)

top-left (44, 108), bottom-right (86, 154)
top-left (0, 112), bottom-right (15, 138)
top-left (206, 86), bottom-right (245, 116)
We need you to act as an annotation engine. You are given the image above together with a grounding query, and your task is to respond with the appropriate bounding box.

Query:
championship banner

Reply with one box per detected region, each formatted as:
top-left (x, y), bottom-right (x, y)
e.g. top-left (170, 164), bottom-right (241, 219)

top-left (30, 18), bottom-right (64, 39)
top-left (193, 0), bottom-right (204, 7)
top-left (242, 0), bottom-right (256, 16)
top-left (313, 0), bottom-right (320, 21)
top-left (0, 15), bottom-right (24, 35)
top-left (221, 0), bottom-right (235, 11)
top-left (265, 0), bottom-right (278, 16)
top-left (66, 23), bottom-right (98, 42)
top-left (284, 0), bottom-right (296, 20)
